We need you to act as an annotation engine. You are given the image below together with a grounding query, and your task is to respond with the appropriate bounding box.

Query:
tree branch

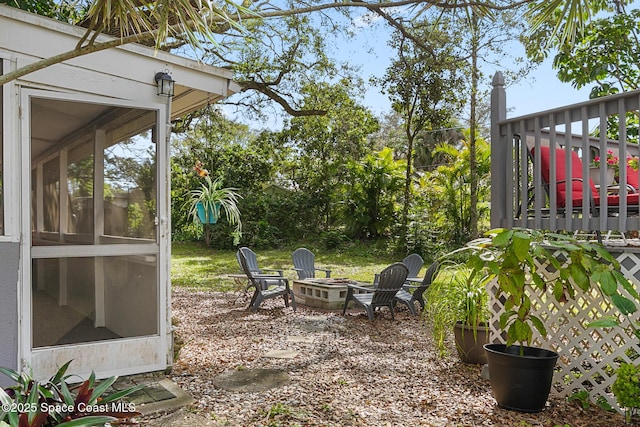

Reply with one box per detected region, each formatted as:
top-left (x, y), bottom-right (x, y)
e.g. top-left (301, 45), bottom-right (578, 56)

top-left (0, 0), bottom-right (536, 86)
top-left (239, 80), bottom-right (327, 116)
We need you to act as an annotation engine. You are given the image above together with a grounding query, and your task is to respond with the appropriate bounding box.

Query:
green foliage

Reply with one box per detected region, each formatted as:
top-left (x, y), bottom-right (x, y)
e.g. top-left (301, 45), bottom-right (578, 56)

top-left (279, 80), bottom-right (379, 231)
top-left (612, 363), bottom-right (640, 410)
top-left (126, 203), bottom-right (144, 238)
top-left (170, 97), bottom-right (380, 249)
top-left (425, 260), bottom-right (489, 356)
top-left (409, 131), bottom-right (491, 252)
top-left (375, 19), bottom-right (466, 246)
top-left (235, 188), bottom-right (319, 249)
top-left (523, 0), bottom-right (629, 59)
top-left (567, 390), bottom-right (591, 409)
top-left (376, 22), bottom-right (466, 139)
top-left (552, 8), bottom-right (640, 143)
top-left (213, 14), bottom-right (350, 123)
top-left (0, 361), bottom-right (142, 427)
top-left (467, 228), bottom-right (625, 354)
top-left (554, 9), bottom-right (640, 95)
top-left (341, 148), bottom-right (404, 239)
top-left (567, 387), bottom-right (616, 413)
top-left (187, 168), bottom-right (242, 246)
top-left (318, 230), bottom-right (350, 250)
top-left (587, 263), bottom-right (640, 340)
top-left (2, 0), bottom-right (84, 22)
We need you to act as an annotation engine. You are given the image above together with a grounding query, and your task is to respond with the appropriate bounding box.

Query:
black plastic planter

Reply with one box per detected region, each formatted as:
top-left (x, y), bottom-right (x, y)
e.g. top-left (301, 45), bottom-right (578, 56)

top-left (484, 343), bottom-right (559, 413)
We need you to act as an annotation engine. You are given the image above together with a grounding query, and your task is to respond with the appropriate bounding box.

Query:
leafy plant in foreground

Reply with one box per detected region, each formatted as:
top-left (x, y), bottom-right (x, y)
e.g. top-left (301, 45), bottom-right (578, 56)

top-left (612, 363), bottom-right (640, 412)
top-left (466, 228), bottom-right (626, 355)
top-left (0, 361), bottom-right (142, 426)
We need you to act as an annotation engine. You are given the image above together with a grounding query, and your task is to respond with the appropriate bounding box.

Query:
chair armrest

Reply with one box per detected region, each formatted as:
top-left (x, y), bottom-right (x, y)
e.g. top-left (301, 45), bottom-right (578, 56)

top-left (316, 268), bottom-right (331, 277)
top-left (261, 268), bottom-right (284, 276)
top-left (346, 283), bottom-right (375, 293)
top-left (253, 273), bottom-right (286, 281)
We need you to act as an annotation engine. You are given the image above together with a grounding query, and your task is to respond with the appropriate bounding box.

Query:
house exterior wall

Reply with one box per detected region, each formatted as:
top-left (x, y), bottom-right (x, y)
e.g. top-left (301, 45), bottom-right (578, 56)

top-left (0, 4), bottom-right (237, 380)
top-left (0, 242), bottom-right (19, 387)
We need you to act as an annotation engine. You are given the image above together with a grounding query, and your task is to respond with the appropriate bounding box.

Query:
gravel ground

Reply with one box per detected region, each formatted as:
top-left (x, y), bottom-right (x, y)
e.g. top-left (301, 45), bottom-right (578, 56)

top-left (145, 288), bottom-right (628, 426)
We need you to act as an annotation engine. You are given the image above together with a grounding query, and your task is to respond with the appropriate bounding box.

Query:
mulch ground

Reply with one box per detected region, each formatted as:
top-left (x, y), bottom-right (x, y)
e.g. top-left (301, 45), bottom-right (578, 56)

top-left (142, 288), bottom-right (628, 426)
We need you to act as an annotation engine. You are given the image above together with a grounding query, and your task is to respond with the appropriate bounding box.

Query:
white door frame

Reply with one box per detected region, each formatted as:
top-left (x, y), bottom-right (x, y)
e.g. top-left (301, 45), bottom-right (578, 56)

top-left (19, 88), bottom-right (170, 380)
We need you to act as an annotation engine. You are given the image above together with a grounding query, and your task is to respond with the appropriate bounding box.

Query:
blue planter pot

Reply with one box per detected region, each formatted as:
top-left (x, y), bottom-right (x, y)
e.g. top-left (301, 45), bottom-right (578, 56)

top-left (196, 201), bottom-right (220, 224)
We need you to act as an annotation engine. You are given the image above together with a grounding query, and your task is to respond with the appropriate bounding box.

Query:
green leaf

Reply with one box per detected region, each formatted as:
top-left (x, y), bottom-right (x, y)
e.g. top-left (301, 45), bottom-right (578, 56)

top-left (530, 315), bottom-right (547, 336)
top-left (0, 388), bottom-right (14, 410)
top-left (61, 380), bottom-right (74, 405)
top-left (57, 415), bottom-right (118, 427)
top-left (588, 317), bottom-right (620, 328)
top-left (553, 281), bottom-right (564, 301)
top-left (512, 319), bottom-right (532, 345)
top-left (50, 360), bottom-right (72, 384)
top-left (499, 311), bottom-right (516, 329)
top-left (569, 263), bottom-right (589, 291)
top-left (512, 233), bottom-right (531, 261)
top-left (87, 376), bottom-right (118, 406)
top-left (599, 272), bottom-right (618, 296)
top-left (98, 384), bottom-right (145, 404)
top-left (615, 270), bottom-right (639, 299)
top-left (0, 367), bottom-right (21, 383)
top-left (492, 229), bottom-right (513, 247)
top-left (612, 294), bottom-right (637, 316)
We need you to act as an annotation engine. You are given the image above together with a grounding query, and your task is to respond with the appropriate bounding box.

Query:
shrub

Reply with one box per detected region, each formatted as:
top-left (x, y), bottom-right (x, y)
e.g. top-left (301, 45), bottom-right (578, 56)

top-left (612, 363), bottom-right (640, 410)
top-left (0, 361), bottom-right (142, 427)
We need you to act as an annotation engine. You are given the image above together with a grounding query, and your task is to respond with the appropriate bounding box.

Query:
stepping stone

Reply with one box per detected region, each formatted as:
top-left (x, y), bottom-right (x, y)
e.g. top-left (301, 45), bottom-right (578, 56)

top-left (287, 335), bottom-right (314, 343)
top-left (300, 323), bottom-right (325, 332)
top-left (212, 368), bottom-right (290, 392)
top-left (305, 315), bottom-right (328, 322)
top-left (263, 349), bottom-right (299, 359)
top-left (300, 316), bottom-right (329, 332)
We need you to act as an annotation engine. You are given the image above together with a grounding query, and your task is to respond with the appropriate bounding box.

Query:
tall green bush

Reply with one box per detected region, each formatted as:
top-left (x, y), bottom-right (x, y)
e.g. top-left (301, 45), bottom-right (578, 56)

top-left (341, 147), bottom-right (404, 239)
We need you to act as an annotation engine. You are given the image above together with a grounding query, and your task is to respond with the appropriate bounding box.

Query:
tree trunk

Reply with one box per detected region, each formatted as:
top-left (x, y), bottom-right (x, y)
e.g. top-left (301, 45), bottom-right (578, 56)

top-left (468, 12), bottom-right (479, 239)
top-left (401, 131), bottom-right (414, 248)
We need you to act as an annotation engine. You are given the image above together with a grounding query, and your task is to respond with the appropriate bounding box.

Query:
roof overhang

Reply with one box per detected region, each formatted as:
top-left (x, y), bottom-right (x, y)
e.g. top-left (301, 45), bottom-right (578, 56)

top-left (0, 4), bottom-right (240, 119)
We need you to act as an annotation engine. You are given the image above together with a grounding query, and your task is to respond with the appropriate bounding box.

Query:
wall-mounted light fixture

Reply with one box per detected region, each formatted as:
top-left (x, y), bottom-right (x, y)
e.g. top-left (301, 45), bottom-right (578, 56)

top-left (154, 71), bottom-right (175, 97)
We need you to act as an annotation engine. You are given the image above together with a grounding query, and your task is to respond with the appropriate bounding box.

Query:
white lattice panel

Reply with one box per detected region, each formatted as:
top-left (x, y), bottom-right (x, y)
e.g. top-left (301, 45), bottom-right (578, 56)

top-left (487, 249), bottom-right (640, 413)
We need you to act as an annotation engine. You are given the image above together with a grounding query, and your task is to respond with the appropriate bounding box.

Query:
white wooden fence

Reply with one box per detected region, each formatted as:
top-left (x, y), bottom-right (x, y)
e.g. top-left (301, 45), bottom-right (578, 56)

top-left (486, 245), bottom-right (640, 412)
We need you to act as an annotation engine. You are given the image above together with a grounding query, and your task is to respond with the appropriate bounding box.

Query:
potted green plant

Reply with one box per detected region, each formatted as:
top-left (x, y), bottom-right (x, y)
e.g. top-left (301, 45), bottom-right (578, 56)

top-left (467, 227), bottom-right (625, 413)
top-left (425, 262), bottom-right (490, 364)
top-left (187, 161), bottom-right (242, 246)
top-left (453, 269), bottom-right (490, 365)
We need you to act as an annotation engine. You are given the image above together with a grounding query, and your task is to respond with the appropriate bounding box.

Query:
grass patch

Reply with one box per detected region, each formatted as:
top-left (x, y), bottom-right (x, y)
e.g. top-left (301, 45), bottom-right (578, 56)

top-left (170, 241), bottom-right (402, 291)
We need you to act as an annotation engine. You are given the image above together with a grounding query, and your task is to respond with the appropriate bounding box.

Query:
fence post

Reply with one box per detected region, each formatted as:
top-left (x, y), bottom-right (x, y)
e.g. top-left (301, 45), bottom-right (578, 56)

top-left (490, 72), bottom-right (508, 228)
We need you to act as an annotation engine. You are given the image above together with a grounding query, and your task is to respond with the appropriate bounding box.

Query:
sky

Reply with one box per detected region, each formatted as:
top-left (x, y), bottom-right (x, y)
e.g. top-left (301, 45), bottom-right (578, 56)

top-left (332, 12), bottom-right (594, 122)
